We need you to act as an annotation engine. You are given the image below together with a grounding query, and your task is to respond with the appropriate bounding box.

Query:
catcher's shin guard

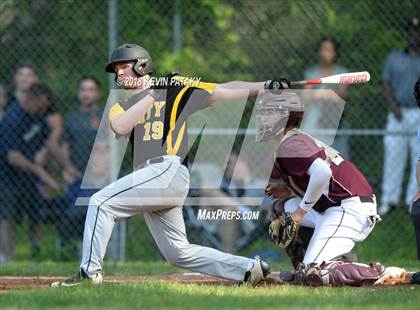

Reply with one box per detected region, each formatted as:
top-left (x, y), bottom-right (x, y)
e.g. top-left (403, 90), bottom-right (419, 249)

top-left (287, 226), bottom-right (314, 269)
top-left (296, 261), bottom-right (380, 287)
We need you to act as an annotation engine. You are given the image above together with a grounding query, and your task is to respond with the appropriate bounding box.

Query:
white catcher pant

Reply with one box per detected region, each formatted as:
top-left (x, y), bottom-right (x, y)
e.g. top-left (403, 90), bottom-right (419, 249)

top-left (80, 156), bottom-right (251, 281)
top-left (284, 196), bottom-right (378, 265)
top-left (381, 108), bottom-right (420, 207)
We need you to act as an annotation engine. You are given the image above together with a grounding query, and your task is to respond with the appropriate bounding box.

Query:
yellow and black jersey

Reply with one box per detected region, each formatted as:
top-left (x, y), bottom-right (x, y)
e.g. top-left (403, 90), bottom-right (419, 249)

top-left (109, 74), bottom-right (216, 167)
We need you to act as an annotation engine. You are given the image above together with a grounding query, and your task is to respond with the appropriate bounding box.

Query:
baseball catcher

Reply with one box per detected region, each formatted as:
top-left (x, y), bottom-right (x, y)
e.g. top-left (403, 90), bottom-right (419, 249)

top-left (257, 91), bottom-right (420, 286)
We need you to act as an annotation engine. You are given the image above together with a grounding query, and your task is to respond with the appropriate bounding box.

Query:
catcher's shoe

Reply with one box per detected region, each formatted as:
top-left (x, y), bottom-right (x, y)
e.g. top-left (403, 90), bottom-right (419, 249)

top-left (50, 269), bottom-right (103, 287)
top-left (244, 256), bottom-right (271, 287)
top-left (373, 267), bottom-right (412, 286)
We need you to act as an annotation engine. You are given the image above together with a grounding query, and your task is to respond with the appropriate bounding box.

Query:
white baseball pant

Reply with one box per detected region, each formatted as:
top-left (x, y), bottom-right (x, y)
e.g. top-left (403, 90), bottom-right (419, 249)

top-left (284, 196), bottom-right (378, 265)
top-left (79, 156), bottom-right (252, 281)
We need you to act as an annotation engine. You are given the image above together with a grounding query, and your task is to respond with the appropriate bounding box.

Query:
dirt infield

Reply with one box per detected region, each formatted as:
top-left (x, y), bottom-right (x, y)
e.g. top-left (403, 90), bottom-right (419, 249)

top-left (0, 273), bottom-right (237, 292)
top-left (1, 273), bottom-right (413, 292)
top-left (0, 272), bottom-right (284, 292)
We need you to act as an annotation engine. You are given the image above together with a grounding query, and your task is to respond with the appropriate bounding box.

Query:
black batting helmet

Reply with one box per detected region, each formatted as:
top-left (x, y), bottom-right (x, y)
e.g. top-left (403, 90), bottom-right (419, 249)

top-left (105, 44), bottom-right (153, 76)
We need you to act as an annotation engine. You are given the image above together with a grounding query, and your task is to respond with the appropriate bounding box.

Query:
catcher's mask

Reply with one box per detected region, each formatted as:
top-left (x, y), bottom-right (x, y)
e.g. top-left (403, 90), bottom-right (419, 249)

top-left (255, 92), bottom-right (304, 142)
top-left (414, 76), bottom-right (420, 109)
top-left (105, 43), bottom-right (153, 77)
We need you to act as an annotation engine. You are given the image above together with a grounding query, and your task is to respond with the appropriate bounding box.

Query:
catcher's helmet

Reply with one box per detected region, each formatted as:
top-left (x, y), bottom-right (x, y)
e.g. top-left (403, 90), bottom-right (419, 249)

top-left (414, 76), bottom-right (420, 109)
top-left (256, 92), bottom-right (304, 142)
top-left (105, 44), bottom-right (153, 76)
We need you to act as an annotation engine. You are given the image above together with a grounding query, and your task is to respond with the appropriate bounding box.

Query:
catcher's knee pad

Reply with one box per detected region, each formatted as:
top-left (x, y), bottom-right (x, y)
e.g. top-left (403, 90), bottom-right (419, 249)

top-left (296, 261), bottom-right (380, 287)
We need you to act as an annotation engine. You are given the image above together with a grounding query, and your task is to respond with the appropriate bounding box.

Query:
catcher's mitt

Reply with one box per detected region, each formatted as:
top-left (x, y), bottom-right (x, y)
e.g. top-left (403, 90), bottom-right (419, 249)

top-left (269, 212), bottom-right (300, 249)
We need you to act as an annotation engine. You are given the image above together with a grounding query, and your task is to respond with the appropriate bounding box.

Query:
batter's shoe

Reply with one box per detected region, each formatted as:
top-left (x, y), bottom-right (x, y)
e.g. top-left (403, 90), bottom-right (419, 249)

top-left (244, 256), bottom-right (271, 287)
top-left (373, 267), bottom-right (412, 286)
top-left (50, 269), bottom-right (103, 287)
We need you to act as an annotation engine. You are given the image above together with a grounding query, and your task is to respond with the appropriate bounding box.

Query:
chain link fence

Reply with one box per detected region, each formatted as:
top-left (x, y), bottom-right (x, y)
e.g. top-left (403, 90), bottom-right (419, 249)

top-left (0, 0), bottom-right (418, 265)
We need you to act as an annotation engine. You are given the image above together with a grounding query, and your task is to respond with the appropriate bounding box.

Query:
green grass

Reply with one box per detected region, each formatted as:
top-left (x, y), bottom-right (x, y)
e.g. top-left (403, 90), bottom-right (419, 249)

top-left (0, 275), bottom-right (419, 309)
top-left (0, 261), bottom-right (179, 277)
top-left (1, 260), bottom-right (420, 309)
top-left (4, 203), bottom-right (420, 309)
top-left (13, 207), bottom-right (420, 265)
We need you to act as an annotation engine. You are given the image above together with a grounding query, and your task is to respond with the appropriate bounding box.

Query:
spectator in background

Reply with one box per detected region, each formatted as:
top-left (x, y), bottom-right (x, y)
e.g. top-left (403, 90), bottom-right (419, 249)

top-left (54, 75), bottom-right (103, 258)
top-left (379, 19), bottom-right (420, 216)
top-left (411, 76), bottom-right (420, 259)
top-left (0, 84), bottom-right (7, 120)
top-left (10, 62), bottom-right (78, 181)
top-left (0, 84), bottom-right (60, 263)
top-left (301, 38), bottom-right (349, 158)
top-left (56, 142), bottom-right (111, 260)
top-left (218, 152), bottom-right (266, 253)
top-left (61, 76), bottom-right (103, 182)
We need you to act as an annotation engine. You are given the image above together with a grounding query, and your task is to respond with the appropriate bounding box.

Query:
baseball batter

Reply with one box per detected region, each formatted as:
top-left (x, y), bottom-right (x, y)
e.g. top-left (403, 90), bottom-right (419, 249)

top-left (51, 43), bottom-right (293, 287)
top-left (258, 92), bottom-right (380, 265)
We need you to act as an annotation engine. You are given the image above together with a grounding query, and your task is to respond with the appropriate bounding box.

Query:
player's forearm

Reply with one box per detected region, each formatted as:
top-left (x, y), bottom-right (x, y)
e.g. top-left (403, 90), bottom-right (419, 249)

top-left (218, 81), bottom-right (266, 92)
top-left (110, 94), bottom-right (155, 135)
top-left (209, 81), bottom-right (266, 103)
top-left (299, 158), bottom-right (332, 211)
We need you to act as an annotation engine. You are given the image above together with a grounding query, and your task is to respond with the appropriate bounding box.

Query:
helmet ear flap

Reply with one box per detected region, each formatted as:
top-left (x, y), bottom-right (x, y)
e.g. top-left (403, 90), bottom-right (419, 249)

top-left (112, 61), bottom-right (148, 86)
top-left (133, 60), bottom-right (147, 76)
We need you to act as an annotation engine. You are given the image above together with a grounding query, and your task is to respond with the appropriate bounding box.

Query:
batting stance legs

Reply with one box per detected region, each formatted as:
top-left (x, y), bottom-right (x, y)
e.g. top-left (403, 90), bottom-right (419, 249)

top-left (283, 196), bottom-right (378, 265)
top-left (79, 156), bottom-right (253, 282)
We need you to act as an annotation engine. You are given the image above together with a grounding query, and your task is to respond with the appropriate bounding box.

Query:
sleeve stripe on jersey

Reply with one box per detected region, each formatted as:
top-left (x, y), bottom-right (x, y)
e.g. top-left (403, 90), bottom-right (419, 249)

top-left (167, 122), bottom-right (186, 155)
top-left (109, 102), bottom-right (125, 120)
top-left (166, 86), bottom-right (189, 155)
top-left (108, 103), bottom-right (125, 138)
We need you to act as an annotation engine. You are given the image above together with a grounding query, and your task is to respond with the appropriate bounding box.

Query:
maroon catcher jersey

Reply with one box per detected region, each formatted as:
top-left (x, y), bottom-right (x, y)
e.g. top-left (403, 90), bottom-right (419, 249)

top-left (270, 131), bottom-right (373, 212)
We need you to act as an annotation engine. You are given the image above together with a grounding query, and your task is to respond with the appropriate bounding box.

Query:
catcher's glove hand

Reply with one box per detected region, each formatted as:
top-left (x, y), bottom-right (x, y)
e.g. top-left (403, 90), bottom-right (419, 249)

top-left (269, 212), bottom-right (300, 249)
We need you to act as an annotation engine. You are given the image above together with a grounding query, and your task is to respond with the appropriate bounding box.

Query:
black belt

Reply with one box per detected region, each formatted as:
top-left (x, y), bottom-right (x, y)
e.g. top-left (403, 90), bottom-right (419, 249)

top-left (336, 196), bottom-right (374, 206)
top-left (136, 156), bottom-right (165, 169)
top-left (359, 196), bottom-right (374, 203)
